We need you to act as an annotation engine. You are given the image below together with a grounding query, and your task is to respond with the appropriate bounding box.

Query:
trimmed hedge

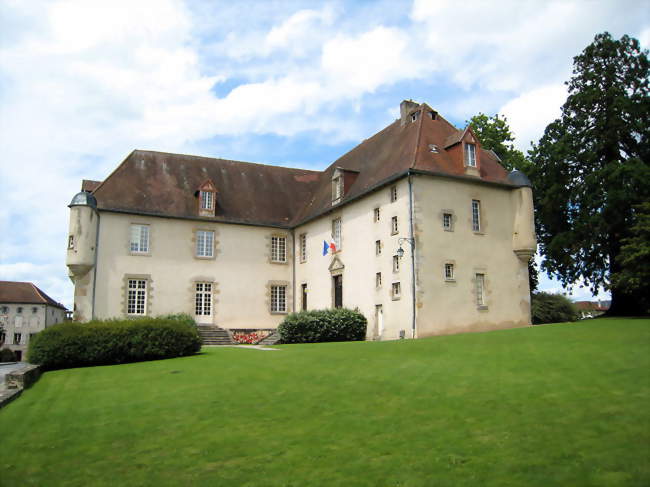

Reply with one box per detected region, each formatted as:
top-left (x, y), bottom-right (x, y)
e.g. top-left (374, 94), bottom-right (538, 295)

top-left (28, 314), bottom-right (201, 370)
top-left (532, 292), bottom-right (579, 325)
top-left (278, 308), bottom-right (367, 343)
top-left (1, 348), bottom-right (17, 362)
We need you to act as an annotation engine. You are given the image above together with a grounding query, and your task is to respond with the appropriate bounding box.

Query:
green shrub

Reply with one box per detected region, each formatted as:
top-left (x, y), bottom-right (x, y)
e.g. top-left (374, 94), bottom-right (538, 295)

top-left (278, 308), bottom-right (367, 343)
top-left (28, 316), bottom-right (201, 370)
top-left (531, 292), bottom-right (579, 325)
top-left (0, 348), bottom-right (17, 362)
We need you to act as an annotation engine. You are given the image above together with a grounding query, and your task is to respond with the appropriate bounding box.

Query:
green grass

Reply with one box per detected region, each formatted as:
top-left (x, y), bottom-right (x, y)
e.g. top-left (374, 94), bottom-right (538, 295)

top-left (1, 318), bottom-right (649, 486)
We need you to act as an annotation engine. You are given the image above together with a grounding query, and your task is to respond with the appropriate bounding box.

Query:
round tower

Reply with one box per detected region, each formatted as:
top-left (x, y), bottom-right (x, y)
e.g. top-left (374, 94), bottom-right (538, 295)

top-left (66, 191), bottom-right (99, 277)
top-left (508, 170), bottom-right (537, 262)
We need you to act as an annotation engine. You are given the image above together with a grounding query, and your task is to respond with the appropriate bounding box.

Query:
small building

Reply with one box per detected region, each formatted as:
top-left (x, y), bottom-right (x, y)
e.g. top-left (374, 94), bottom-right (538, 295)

top-left (66, 100), bottom-right (536, 339)
top-left (575, 300), bottom-right (610, 319)
top-left (0, 281), bottom-right (68, 361)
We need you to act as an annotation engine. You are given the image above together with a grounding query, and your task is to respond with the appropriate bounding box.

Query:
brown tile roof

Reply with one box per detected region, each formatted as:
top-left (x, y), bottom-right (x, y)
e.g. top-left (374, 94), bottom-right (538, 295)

top-left (81, 179), bottom-right (102, 192)
top-left (88, 101), bottom-right (515, 228)
top-left (0, 281), bottom-right (67, 310)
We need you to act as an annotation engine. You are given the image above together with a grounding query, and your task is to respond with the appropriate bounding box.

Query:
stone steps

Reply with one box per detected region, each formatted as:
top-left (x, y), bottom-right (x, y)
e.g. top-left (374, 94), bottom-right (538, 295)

top-left (258, 331), bottom-right (281, 345)
top-left (197, 326), bottom-right (235, 346)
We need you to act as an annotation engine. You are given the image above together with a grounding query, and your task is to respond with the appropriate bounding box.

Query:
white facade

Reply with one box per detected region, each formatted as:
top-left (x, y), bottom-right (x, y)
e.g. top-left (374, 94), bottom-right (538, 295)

top-left (0, 303), bottom-right (66, 360)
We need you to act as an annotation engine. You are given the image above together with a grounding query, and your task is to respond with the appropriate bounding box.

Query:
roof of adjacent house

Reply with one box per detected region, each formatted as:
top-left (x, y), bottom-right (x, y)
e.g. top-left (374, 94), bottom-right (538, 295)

top-left (574, 301), bottom-right (610, 312)
top-left (0, 281), bottom-right (68, 310)
top-left (87, 101), bottom-right (516, 228)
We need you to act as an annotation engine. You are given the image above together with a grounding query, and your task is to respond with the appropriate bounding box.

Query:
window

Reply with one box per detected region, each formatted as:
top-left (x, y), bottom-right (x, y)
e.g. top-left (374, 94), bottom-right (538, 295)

top-left (332, 176), bottom-right (343, 202)
top-left (127, 279), bottom-right (147, 315)
top-left (376, 272), bottom-right (382, 288)
top-left (195, 282), bottom-right (212, 316)
top-left (443, 213), bottom-right (453, 231)
top-left (333, 275), bottom-right (343, 308)
top-left (299, 234), bottom-right (307, 262)
top-left (392, 282), bottom-right (401, 299)
top-left (271, 236), bottom-right (287, 263)
top-left (465, 143), bottom-right (476, 167)
top-left (301, 283), bottom-right (308, 311)
top-left (390, 186), bottom-right (397, 202)
top-left (68, 235), bottom-right (74, 250)
top-left (14, 333), bottom-right (22, 345)
top-left (476, 274), bottom-right (486, 307)
top-left (332, 218), bottom-right (342, 250)
top-left (0, 332), bottom-right (5, 343)
top-left (1, 306), bottom-right (8, 313)
top-left (17, 307), bottom-right (23, 314)
top-left (472, 200), bottom-right (481, 232)
top-left (374, 207), bottom-right (380, 222)
top-left (32, 307), bottom-right (38, 314)
top-left (200, 190), bottom-right (214, 210)
top-left (393, 255), bottom-right (400, 272)
top-left (271, 285), bottom-right (287, 313)
top-left (130, 224), bottom-right (149, 253)
top-left (391, 216), bottom-right (398, 235)
top-left (375, 240), bottom-right (382, 255)
top-left (445, 263), bottom-right (455, 280)
top-left (411, 112), bottom-right (419, 122)
top-left (196, 230), bottom-right (214, 258)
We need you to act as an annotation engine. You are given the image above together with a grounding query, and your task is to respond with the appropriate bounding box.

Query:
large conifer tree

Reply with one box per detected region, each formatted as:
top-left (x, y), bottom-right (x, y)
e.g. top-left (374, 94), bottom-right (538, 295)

top-left (529, 32), bottom-right (649, 315)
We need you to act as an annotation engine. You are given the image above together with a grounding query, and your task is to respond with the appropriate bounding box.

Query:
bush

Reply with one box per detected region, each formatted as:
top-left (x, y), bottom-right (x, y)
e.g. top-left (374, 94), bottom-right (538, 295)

top-left (0, 348), bottom-right (17, 362)
top-left (531, 292), bottom-right (579, 325)
top-left (28, 316), bottom-right (201, 370)
top-left (278, 308), bottom-right (367, 344)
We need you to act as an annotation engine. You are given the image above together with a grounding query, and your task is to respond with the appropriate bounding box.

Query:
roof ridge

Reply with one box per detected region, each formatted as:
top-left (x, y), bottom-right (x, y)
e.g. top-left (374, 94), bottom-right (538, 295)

top-left (133, 149), bottom-right (323, 174)
top-left (30, 282), bottom-right (48, 304)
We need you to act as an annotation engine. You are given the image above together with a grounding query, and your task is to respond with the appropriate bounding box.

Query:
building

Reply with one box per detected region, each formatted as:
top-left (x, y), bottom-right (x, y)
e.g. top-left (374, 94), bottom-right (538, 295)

top-left (66, 100), bottom-right (536, 339)
top-left (575, 300), bottom-right (610, 319)
top-left (0, 281), bottom-right (68, 360)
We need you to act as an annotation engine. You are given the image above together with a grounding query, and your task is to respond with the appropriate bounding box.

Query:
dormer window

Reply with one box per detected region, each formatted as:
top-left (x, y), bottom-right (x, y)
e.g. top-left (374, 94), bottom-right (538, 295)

top-left (465, 143), bottom-right (476, 167)
top-left (332, 176), bottom-right (343, 203)
top-left (197, 179), bottom-right (217, 217)
top-left (411, 112), bottom-right (419, 122)
top-left (428, 111), bottom-right (437, 120)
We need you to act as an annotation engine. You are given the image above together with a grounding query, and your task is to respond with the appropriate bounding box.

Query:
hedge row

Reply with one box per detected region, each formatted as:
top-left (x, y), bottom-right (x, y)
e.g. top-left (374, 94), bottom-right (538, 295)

top-left (278, 308), bottom-right (367, 343)
top-left (531, 292), bottom-right (579, 325)
top-left (28, 314), bottom-right (201, 370)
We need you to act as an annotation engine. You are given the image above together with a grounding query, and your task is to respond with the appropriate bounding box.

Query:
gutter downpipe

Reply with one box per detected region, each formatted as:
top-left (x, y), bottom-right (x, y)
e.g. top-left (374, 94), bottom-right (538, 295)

top-left (292, 229), bottom-right (296, 313)
top-left (408, 172), bottom-right (416, 338)
top-left (91, 211), bottom-right (101, 320)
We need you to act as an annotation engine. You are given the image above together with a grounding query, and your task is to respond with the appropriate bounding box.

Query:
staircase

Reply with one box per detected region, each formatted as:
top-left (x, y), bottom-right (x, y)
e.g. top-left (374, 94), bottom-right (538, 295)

top-left (258, 331), bottom-right (281, 346)
top-left (197, 326), bottom-right (235, 346)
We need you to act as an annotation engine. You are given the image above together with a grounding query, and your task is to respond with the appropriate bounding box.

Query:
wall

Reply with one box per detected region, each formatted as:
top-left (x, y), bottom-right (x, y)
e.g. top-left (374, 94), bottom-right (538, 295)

top-left (294, 178), bottom-right (414, 340)
top-left (0, 304), bottom-right (65, 357)
top-left (92, 213), bottom-right (293, 328)
top-left (412, 174), bottom-right (531, 336)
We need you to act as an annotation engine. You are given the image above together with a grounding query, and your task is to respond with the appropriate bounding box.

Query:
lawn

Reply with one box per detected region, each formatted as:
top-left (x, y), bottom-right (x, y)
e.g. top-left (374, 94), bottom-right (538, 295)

top-left (1, 318), bottom-right (648, 486)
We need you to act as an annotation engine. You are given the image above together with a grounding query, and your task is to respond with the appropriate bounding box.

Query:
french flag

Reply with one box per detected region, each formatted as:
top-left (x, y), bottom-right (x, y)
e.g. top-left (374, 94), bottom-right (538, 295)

top-left (322, 240), bottom-right (337, 255)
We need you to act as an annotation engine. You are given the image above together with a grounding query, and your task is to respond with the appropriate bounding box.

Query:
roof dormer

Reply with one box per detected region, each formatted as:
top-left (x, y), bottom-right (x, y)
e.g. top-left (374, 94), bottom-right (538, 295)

top-left (197, 179), bottom-right (217, 217)
top-left (444, 126), bottom-right (482, 177)
top-left (331, 167), bottom-right (360, 206)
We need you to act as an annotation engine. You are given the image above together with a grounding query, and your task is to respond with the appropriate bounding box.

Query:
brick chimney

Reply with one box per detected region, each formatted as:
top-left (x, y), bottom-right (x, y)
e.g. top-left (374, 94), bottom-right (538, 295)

top-left (400, 99), bottom-right (420, 125)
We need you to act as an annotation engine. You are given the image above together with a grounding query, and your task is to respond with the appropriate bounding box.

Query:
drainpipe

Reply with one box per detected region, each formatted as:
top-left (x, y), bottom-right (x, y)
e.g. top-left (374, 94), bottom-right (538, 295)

top-left (291, 229), bottom-right (296, 313)
top-left (408, 173), bottom-right (417, 338)
top-left (91, 211), bottom-right (101, 320)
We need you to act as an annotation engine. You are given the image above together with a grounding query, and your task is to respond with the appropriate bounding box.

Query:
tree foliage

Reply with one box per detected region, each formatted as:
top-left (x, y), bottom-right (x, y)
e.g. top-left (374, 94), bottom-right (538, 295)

top-left (529, 32), bottom-right (649, 315)
top-left (531, 292), bottom-right (579, 325)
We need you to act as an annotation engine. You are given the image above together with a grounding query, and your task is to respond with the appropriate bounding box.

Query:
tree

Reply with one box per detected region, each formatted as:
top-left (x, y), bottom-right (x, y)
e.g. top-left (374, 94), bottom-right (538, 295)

top-left (529, 32), bottom-right (649, 315)
top-left (468, 113), bottom-right (538, 294)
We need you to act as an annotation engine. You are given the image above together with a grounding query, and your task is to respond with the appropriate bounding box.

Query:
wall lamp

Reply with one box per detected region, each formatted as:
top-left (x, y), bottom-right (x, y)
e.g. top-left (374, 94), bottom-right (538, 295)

top-left (395, 237), bottom-right (415, 258)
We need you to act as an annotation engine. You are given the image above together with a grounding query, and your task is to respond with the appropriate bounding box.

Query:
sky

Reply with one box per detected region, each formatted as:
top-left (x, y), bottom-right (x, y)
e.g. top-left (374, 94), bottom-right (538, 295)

top-left (0, 0), bottom-right (648, 309)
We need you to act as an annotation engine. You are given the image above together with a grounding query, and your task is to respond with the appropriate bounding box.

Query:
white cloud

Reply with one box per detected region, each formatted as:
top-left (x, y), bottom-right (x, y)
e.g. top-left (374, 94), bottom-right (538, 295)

top-left (499, 84), bottom-right (568, 150)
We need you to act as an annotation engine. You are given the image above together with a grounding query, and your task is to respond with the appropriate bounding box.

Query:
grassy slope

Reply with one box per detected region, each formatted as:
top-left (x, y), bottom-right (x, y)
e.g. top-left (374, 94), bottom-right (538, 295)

top-left (0, 318), bottom-right (648, 487)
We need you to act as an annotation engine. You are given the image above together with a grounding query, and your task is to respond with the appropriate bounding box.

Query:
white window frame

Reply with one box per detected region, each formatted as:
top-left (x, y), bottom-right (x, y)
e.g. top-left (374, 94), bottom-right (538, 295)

top-left (443, 213), bottom-right (453, 231)
top-left (476, 273), bottom-right (486, 307)
top-left (392, 282), bottom-right (401, 299)
top-left (271, 236), bottom-right (287, 263)
top-left (195, 282), bottom-right (212, 316)
top-left (332, 218), bottom-right (342, 250)
top-left (127, 279), bottom-right (147, 315)
top-left (391, 216), bottom-right (398, 235)
top-left (375, 240), bottom-right (382, 256)
top-left (130, 224), bottom-right (149, 254)
top-left (393, 255), bottom-right (400, 272)
top-left (376, 272), bottom-right (382, 288)
top-left (332, 176), bottom-right (343, 202)
top-left (196, 230), bottom-right (214, 258)
top-left (374, 207), bottom-right (380, 222)
top-left (465, 143), bottom-right (477, 167)
top-left (472, 200), bottom-right (481, 232)
top-left (299, 233), bottom-right (307, 263)
top-left (200, 190), bottom-right (214, 210)
top-left (68, 235), bottom-right (75, 250)
top-left (445, 263), bottom-right (455, 281)
top-left (390, 186), bottom-right (397, 202)
top-left (271, 285), bottom-right (287, 313)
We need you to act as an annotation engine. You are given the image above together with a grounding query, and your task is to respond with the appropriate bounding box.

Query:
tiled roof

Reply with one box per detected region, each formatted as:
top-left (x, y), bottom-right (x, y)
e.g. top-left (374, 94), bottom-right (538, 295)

top-left (87, 101), bottom-right (515, 228)
top-left (0, 281), bottom-right (67, 310)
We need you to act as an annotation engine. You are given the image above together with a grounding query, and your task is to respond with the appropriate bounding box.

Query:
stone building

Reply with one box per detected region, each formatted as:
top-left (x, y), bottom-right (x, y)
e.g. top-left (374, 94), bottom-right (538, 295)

top-left (0, 281), bottom-right (68, 360)
top-left (66, 100), bottom-right (536, 339)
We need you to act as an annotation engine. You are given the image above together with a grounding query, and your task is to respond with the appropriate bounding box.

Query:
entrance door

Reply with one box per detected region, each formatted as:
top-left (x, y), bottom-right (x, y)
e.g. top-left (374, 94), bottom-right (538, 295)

top-left (374, 305), bottom-right (383, 339)
top-left (333, 275), bottom-right (343, 308)
top-left (301, 283), bottom-right (308, 311)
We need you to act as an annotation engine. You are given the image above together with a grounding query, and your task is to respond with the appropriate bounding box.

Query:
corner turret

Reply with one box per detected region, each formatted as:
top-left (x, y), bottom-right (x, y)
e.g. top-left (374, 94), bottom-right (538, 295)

top-left (509, 170), bottom-right (536, 261)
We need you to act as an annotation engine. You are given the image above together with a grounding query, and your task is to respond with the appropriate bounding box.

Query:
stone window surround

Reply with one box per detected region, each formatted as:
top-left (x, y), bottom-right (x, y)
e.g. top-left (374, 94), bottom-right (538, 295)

top-left (375, 240), bottom-right (382, 255)
top-left (391, 216), bottom-right (399, 235)
top-left (189, 277), bottom-right (219, 322)
top-left (331, 216), bottom-right (342, 252)
top-left (299, 233), bottom-right (307, 263)
top-left (128, 223), bottom-right (151, 256)
top-left (392, 254), bottom-right (400, 273)
top-left (391, 281), bottom-right (401, 301)
top-left (390, 185), bottom-right (398, 203)
top-left (470, 197), bottom-right (488, 235)
top-left (374, 207), bottom-right (380, 222)
top-left (266, 280), bottom-right (291, 315)
top-left (375, 272), bottom-right (382, 289)
top-left (121, 274), bottom-right (153, 316)
top-left (441, 209), bottom-right (455, 232)
top-left (444, 260), bottom-right (456, 282)
top-left (472, 267), bottom-right (489, 310)
top-left (266, 233), bottom-right (291, 265)
top-left (191, 226), bottom-right (219, 260)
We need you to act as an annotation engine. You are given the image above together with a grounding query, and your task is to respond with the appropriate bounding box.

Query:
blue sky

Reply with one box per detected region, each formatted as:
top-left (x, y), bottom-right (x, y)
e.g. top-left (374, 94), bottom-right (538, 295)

top-left (1, 0), bottom-right (648, 308)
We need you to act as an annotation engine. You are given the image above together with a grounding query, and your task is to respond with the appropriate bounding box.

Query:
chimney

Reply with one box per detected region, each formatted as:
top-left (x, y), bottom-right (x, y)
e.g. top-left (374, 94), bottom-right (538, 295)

top-left (400, 99), bottom-right (420, 125)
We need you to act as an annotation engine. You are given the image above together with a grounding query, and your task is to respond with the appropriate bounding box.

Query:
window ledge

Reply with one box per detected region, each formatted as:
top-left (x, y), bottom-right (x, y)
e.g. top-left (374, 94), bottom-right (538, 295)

top-left (270, 260), bottom-right (289, 265)
top-left (477, 305), bottom-right (489, 311)
top-left (392, 295), bottom-right (401, 301)
top-left (473, 231), bottom-right (485, 236)
top-left (444, 278), bottom-right (456, 283)
top-left (270, 311), bottom-right (288, 315)
top-left (129, 251), bottom-right (151, 257)
top-left (195, 255), bottom-right (215, 260)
